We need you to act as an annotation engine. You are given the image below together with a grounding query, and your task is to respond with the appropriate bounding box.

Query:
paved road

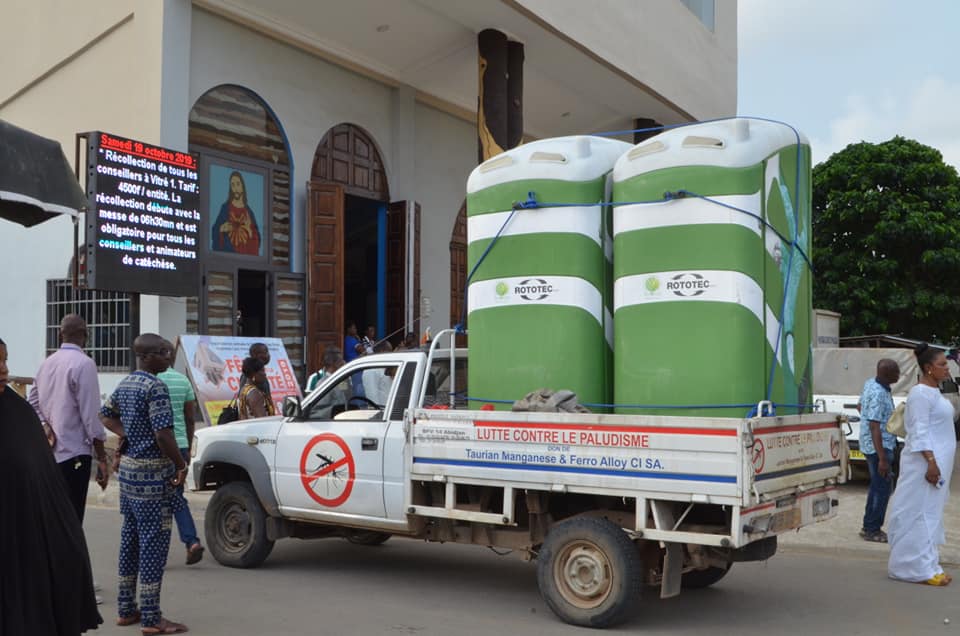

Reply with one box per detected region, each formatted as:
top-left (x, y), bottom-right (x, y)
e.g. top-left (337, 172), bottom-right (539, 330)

top-left (83, 506), bottom-right (960, 636)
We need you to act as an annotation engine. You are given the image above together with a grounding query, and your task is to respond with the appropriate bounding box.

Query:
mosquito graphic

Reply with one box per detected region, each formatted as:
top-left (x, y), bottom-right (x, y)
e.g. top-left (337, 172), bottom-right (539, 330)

top-left (308, 452), bottom-right (346, 497)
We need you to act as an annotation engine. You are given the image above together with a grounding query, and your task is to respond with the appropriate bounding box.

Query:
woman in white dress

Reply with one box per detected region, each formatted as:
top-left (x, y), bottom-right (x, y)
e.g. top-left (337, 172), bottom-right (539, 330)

top-left (887, 343), bottom-right (957, 586)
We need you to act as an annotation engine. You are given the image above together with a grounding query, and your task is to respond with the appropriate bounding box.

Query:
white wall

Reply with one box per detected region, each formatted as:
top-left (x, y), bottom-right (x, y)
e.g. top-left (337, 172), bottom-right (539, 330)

top-left (413, 103), bottom-right (477, 333)
top-left (190, 9), bottom-right (478, 335)
top-left (0, 0), bottom-right (167, 377)
top-left (190, 8), bottom-right (398, 278)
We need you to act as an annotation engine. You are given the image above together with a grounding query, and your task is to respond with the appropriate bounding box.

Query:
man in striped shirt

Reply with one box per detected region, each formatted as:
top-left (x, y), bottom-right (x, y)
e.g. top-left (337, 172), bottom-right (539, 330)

top-left (157, 339), bottom-right (204, 565)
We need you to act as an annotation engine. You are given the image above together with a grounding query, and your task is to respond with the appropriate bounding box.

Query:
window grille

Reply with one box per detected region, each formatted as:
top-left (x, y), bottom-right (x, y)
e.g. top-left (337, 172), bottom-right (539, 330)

top-left (46, 279), bottom-right (132, 371)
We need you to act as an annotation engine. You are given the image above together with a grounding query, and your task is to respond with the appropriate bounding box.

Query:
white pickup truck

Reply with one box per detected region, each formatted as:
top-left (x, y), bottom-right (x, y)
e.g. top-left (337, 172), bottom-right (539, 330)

top-left (191, 330), bottom-right (847, 628)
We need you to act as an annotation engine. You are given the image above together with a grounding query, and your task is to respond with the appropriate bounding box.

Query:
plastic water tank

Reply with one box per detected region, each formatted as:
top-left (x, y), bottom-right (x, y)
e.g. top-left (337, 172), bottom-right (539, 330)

top-left (466, 136), bottom-right (631, 409)
top-left (612, 118), bottom-right (812, 417)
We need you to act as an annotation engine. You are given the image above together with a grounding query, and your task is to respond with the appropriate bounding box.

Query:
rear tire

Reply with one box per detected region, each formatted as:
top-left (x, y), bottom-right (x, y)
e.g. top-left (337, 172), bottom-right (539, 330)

top-left (536, 517), bottom-right (641, 628)
top-left (345, 530), bottom-right (392, 546)
top-left (681, 563), bottom-right (731, 589)
top-left (205, 481), bottom-right (274, 568)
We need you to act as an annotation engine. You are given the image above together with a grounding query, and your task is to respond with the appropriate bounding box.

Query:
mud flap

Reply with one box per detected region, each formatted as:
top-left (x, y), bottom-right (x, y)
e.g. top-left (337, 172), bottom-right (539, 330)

top-left (661, 542), bottom-right (682, 599)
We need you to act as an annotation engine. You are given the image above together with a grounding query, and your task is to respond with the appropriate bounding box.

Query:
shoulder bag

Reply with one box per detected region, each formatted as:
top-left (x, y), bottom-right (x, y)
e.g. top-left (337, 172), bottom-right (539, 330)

top-left (885, 401), bottom-right (907, 438)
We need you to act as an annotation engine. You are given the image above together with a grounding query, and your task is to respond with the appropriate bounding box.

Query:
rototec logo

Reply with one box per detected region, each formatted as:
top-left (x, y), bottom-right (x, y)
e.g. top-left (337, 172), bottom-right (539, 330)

top-left (667, 273), bottom-right (710, 297)
top-left (516, 278), bottom-right (554, 301)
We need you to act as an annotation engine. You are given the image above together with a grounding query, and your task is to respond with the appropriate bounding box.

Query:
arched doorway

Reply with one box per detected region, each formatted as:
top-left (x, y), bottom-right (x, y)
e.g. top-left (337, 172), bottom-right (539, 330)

top-left (306, 124), bottom-right (419, 372)
top-left (186, 84), bottom-right (306, 379)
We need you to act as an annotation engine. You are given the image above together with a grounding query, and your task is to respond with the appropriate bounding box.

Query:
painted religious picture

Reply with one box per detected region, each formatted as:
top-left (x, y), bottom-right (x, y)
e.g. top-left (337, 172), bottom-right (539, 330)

top-left (209, 162), bottom-right (266, 256)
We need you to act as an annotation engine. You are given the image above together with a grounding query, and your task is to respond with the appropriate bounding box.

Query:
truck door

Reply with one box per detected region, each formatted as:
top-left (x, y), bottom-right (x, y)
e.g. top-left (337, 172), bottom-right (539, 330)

top-left (274, 359), bottom-right (402, 519)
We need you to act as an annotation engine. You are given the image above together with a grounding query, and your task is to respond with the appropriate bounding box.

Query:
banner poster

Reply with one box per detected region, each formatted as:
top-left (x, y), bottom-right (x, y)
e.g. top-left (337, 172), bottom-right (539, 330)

top-left (178, 335), bottom-right (302, 426)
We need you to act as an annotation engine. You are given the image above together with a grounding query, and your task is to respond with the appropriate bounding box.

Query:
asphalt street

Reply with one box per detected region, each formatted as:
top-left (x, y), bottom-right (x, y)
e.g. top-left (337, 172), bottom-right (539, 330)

top-left (83, 504), bottom-right (960, 636)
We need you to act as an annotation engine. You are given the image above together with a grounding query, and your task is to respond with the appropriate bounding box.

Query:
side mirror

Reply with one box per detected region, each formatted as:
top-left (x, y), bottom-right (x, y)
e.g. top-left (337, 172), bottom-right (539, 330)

top-left (282, 396), bottom-right (302, 419)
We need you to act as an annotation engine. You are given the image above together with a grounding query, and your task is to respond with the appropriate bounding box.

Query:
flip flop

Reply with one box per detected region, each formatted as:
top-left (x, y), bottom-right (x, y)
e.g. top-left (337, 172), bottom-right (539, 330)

top-left (185, 543), bottom-right (204, 565)
top-left (141, 618), bottom-right (189, 634)
top-left (920, 573), bottom-right (952, 587)
top-left (117, 611), bottom-right (141, 626)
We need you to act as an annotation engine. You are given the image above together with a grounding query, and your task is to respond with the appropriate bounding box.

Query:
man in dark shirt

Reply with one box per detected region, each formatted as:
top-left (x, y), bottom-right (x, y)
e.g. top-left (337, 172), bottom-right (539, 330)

top-left (100, 333), bottom-right (188, 634)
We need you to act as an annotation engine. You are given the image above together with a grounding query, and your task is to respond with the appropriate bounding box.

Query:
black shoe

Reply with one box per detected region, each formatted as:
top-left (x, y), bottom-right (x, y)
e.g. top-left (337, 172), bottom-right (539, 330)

top-left (186, 542), bottom-right (204, 565)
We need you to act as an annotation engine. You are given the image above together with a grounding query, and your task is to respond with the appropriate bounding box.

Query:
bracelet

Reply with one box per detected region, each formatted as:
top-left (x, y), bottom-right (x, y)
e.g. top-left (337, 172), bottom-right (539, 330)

top-left (926, 456), bottom-right (937, 463)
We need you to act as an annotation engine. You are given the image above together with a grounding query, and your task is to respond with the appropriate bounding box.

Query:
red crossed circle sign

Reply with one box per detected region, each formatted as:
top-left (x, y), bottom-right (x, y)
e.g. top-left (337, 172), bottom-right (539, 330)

top-left (299, 433), bottom-right (356, 507)
top-left (751, 438), bottom-right (766, 474)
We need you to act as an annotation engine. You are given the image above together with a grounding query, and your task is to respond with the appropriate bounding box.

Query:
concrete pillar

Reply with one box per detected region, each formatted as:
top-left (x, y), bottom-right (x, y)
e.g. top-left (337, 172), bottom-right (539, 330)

top-left (390, 85), bottom-right (417, 203)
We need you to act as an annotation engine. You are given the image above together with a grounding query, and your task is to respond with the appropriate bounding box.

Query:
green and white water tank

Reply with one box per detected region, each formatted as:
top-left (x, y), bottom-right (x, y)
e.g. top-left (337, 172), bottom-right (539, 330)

top-left (466, 136), bottom-right (631, 409)
top-left (612, 118), bottom-right (813, 417)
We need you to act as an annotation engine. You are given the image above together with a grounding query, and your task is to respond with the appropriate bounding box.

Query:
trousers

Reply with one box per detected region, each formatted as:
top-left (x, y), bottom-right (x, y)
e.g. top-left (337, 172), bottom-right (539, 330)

top-left (117, 456), bottom-right (178, 629)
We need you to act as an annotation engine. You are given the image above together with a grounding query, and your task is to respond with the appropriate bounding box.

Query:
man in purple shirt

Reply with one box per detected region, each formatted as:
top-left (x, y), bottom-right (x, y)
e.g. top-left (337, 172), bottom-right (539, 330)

top-left (29, 314), bottom-right (108, 522)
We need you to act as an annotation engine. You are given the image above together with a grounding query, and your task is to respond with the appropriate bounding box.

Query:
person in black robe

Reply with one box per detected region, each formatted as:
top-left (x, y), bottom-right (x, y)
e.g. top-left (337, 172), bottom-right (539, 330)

top-left (0, 336), bottom-right (102, 634)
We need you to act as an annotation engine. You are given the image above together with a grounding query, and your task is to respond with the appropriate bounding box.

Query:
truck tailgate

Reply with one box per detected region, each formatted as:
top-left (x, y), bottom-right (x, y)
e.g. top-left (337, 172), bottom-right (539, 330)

top-left (744, 414), bottom-right (847, 497)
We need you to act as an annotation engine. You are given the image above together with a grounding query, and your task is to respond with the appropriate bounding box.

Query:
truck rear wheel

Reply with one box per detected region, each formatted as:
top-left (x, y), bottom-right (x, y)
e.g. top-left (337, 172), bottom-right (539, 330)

top-left (206, 481), bottom-right (274, 568)
top-left (536, 517), bottom-right (641, 628)
top-left (345, 530), bottom-right (392, 546)
top-left (681, 563), bottom-right (731, 589)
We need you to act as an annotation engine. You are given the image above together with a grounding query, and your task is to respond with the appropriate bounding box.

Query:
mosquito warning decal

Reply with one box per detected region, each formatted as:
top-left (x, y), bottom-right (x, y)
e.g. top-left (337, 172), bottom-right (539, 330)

top-left (299, 433), bottom-right (356, 507)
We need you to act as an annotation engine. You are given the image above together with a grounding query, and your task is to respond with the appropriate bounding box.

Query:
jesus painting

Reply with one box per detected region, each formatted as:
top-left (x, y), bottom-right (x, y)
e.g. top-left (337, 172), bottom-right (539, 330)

top-left (211, 170), bottom-right (261, 255)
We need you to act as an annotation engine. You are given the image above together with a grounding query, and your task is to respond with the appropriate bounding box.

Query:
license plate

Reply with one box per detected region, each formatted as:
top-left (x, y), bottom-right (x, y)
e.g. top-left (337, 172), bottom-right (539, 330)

top-left (769, 508), bottom-right (802, 533)
top-left (849, 449), bottom-right (865, 460)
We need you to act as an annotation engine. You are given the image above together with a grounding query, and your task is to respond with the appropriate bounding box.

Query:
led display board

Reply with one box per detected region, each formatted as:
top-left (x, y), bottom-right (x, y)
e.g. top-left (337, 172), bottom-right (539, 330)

top-left (85, 131), bottom-right (200, 296)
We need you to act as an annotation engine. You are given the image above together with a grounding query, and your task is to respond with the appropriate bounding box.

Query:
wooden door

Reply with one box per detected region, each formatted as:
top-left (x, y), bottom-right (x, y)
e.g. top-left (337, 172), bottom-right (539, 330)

top-left (307, 181), bottom-right (344, 373)
top-left (449, 201), bottom-right (468, 345)
top-left (386, 201), bottom-right (421, 342)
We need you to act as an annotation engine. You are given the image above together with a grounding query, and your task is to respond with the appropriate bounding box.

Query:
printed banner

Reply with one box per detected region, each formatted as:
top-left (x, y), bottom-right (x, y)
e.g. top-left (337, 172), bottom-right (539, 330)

top-left (178, 335), bottom-right (301, 426)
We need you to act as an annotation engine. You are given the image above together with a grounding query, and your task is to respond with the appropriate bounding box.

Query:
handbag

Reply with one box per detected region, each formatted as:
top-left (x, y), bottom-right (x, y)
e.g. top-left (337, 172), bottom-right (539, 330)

top-left (885, 402), bottom-right (907, 437)
top-left (217, 386), bottom-right (242, 425)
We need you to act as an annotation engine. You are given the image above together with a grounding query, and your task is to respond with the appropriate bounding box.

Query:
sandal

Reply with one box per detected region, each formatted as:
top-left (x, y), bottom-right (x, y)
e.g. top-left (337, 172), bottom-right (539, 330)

top-left (861, 530), bottom-right (887, 543)
top-left (920, 572), bottom-right (952, 587)
top-left (185, 542), bottom-right (204, 565)
top-left (141, 618), bottom-right (189, 634)
top-left (117, 611), bottom-right (141, 626)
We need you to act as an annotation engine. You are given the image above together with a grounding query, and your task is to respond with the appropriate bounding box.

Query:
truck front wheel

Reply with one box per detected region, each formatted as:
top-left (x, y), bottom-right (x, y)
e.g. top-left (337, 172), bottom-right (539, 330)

top-left (536, 517), bottom-right (641, 628)
top-left (205, 481), bottom-right (275, 568)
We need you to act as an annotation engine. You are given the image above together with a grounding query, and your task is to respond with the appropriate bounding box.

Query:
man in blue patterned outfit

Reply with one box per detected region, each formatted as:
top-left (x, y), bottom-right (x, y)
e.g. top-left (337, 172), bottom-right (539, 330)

top-left (100, 333), bottom-right (189, 634)
top-left (858, 358), bottom-right (900, 543)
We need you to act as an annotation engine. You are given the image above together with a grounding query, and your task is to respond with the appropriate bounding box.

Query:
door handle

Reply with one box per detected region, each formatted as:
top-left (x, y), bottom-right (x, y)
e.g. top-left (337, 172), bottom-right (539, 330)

top-left (361, 437), bottom-right (379, 451)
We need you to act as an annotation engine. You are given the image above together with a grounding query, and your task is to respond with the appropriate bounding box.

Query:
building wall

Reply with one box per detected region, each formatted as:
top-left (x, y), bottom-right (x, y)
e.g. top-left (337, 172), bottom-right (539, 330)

top-left (190, 9), bottom-right (478, 337)
top-left (190, 8), bottom-right (397, 275)
top-left (513, 0), bottom-right (737, 118)
top-left (0, 0), bottom-right (167, 382)
top-left (413, 104), bottom-right (477, 334)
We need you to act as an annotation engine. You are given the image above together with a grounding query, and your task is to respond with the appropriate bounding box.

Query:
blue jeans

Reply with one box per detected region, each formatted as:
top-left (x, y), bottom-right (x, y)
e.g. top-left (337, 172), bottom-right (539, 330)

top-left (862, 447), bottom-right (895, 533)
top-left (174, 448), bottom-right (200, 548)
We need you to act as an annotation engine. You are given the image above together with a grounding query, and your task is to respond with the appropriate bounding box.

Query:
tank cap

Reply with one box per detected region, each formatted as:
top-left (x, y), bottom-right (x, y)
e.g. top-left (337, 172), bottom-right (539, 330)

top-left (733, 119), bottom-right (750, 141)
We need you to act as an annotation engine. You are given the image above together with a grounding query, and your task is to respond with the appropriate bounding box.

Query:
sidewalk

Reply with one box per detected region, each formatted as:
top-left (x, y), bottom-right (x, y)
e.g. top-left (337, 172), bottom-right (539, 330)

top-left (779, 480), bottom-right (960, 565)
top-left (87, 472), bottom-right (960, 565)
